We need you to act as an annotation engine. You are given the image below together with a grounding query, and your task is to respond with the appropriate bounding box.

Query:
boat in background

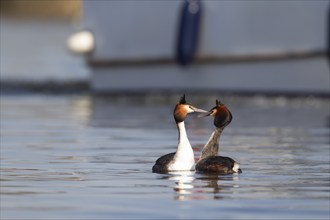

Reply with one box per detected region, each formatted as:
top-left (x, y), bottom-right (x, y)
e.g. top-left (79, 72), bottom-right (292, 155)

top-left (72, 1), bottom-right (329, 95)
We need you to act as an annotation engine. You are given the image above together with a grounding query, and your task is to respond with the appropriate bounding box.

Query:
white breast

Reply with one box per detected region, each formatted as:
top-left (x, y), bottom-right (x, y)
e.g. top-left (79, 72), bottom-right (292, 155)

top-left (168, 144), bottom-right (195, 171)
top-left (167, 121), bottom-right (195, 171)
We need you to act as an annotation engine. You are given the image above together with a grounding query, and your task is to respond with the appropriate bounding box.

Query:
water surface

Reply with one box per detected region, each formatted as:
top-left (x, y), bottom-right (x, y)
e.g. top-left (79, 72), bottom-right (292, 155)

top-left (1, 95), bottom-right (329, 219)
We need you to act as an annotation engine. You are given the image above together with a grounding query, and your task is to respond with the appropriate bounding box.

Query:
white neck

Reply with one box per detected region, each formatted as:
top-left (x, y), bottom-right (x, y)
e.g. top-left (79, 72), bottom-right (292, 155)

top-left (177, 121), bottom-right (190, 149)
top-left (168, 121), bottom-right (195, 171)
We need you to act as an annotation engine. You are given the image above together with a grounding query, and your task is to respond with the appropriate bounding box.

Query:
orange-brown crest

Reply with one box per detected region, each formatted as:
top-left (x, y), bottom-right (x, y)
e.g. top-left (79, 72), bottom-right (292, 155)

top-left (174, 103), bottom-right (188, 123)
top-left (213, 102), bottom-right (232, 128)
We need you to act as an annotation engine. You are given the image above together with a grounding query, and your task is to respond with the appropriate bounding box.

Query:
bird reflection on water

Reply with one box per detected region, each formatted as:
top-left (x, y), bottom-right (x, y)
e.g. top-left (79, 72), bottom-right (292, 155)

top-left (160, 172), bottom-right (240, 201)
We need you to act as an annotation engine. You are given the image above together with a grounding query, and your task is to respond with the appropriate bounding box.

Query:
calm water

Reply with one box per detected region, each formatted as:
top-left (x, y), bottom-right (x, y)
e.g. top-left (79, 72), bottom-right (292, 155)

top-left (1, 94), bottom-right (329, 219)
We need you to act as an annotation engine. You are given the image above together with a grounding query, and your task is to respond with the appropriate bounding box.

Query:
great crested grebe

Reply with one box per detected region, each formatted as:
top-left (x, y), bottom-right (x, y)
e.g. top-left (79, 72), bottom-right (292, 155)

top-left (152, 95), bottom-right (207, 173)
top-left (195, 100), bottom-right (241, 174)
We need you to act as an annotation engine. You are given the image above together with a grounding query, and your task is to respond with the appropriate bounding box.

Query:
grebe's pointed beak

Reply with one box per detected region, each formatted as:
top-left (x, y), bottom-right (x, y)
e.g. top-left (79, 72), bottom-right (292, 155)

top-left (190, 106), bottom-right (208, 113)
top-left (197, 110), bottom-right (213, 117)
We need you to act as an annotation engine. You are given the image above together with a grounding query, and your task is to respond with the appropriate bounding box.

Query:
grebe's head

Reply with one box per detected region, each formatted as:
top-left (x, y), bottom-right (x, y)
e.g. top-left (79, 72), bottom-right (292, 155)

top-left (173, 94), bottom-right (207, 123)
top-left (205, 99), bottom-right (233, 128)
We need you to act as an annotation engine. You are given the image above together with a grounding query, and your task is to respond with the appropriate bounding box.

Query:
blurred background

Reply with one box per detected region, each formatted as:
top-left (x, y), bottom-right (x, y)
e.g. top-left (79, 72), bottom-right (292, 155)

top-left (1, 0), bottom-right (329, 95)
top-left (1, 0), bottom-right (87, 91)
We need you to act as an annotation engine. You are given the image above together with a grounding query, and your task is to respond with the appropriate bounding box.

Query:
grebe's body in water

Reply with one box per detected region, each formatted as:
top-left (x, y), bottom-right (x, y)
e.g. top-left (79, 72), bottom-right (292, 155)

top-left (152, 95), bottom-right (206, 173)
top-left (196, 100), bottom-right (241, 174)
